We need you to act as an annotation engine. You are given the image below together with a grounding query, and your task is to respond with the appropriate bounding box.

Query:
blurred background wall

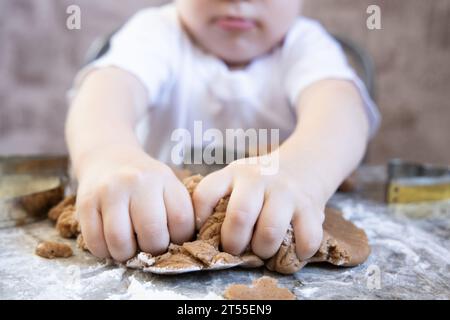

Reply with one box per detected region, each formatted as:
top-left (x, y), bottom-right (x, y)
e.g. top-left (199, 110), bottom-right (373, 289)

top-left (1, 0), bottom-right (449, 164)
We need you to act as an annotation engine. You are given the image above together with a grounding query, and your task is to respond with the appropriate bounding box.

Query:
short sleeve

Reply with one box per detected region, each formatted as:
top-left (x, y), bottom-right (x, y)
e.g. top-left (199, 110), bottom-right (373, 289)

top-left (70, 6), bottom-right (179, 106)
top-left (283, 18), bottom-right (381, 138)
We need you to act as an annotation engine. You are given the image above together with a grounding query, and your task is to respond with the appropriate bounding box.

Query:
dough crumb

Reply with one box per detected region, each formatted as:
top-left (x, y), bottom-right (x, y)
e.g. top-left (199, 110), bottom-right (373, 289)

top-left (48, 195), bottom-right (76, 221)
top-left (35, 241), bottom-right (73, 259)
top-left (76, 234), bottom-right (89, 251)
top-left (338, 172), bottom-right (357, 192)
top-left (149, 245), bottom-right (204, 274)
top-left (183, 174), bottom-right (203, 195)
top-left (266, 227), bottom-right (307, 274)
top-left (224, 276), bottom-right (295, 300)
top-left (56, 205), bottom-right (79, 238)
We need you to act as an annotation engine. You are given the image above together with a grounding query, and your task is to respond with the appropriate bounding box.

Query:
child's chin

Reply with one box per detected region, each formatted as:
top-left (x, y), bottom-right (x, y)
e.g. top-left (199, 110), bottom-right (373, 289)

top-left (215, 48), bottom-right (262, 67)
top-left (222, 57), bottom-right (252, 68)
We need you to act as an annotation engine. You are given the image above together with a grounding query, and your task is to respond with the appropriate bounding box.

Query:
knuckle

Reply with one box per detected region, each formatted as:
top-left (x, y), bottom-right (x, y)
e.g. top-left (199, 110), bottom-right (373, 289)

top-left (102, 168), bottom-right (149, 193)
top-left (139, 222), bottom-right (163, 237)
top-left (268, 181), bottom-right (295, 199)
top-left (231, 161), bottom-right (261, 179)
top-left (107, 230), bottom-right (129, 249)
top-left (116, 168), bottom-right (145, 186)
top-left (169, 211), bottom-right (191, 227)
top-left (227, 210), bottom-right (251, 229)
top-left (120, 171), bottom-right (140, 186)
top-left (97, 182), bottom-right (114, 198)
top-left (159, 164), bottom-right (174, 178)
top-left (76, 196), bottom-right (96, 214)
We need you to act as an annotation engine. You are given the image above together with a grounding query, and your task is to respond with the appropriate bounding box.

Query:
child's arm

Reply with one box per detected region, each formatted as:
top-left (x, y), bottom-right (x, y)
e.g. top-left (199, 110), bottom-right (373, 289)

top-left (66, 67), bottom-right (195, 262)
top-left (193, 79), bottom-right (369, 260)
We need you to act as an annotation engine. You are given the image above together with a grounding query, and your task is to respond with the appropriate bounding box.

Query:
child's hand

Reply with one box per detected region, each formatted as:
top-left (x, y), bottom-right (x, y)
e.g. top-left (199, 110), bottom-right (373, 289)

top-left (75, 145), bottom-right (195, 262)
top-left (192, 157), bottom-right (325, 261)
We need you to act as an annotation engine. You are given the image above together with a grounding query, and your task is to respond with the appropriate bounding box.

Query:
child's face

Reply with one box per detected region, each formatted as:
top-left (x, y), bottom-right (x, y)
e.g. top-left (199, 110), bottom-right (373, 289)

top-left (177, 0), bottom-right (302, 66)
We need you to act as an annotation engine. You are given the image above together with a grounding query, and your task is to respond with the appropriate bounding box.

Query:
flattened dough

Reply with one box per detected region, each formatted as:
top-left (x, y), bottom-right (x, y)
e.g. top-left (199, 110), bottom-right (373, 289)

top-left (44, 175), bottom-right (370, 274)
top-left (224, 276), bottom-right (295, 300)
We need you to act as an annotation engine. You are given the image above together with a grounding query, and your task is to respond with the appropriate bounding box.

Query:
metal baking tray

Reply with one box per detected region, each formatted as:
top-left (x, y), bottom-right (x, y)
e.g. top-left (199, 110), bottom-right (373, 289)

top-left (0, 155), bottom-right (69, 228)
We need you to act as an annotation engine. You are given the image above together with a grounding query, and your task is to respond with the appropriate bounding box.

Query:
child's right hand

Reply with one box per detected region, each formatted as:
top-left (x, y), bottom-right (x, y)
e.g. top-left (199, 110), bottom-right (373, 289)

top-left (74, 145), bottom-right (195, 262)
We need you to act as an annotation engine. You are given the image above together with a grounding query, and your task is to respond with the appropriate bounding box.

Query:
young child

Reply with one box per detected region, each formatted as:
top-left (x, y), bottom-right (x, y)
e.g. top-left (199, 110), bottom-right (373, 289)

top-left (67, 0), bottom-right (380, 262)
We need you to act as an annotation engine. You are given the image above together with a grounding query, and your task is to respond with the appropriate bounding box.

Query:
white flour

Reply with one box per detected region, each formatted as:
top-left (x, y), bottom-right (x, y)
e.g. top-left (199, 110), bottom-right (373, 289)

top-left (297, 287), bottom-right (319, 298)
top-left (108, 275), bottom-right (224, 300)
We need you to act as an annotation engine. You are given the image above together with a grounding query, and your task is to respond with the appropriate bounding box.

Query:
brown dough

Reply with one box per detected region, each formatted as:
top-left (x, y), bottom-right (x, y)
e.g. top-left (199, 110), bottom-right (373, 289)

top-left (76, 234), bottom-right (89, 251)
top-left (224, 276), bottom-right (295, 300)
top-left (266, 207), bottom-right (370, 274)
top-left (20, 186), bottom-right (64, 218)
top-left (35, 241), bottom-right (73, 259)
top-left (309, 207), bottom-right (371, 266)
top-left (338, 172), bottom-right (358, 192)
top-left (55, 204), bottom-right (79, 238)
top-left (126, 175), bottom-right (370, 274)
top-left (265, 227), bottom-right (307, 274)
top-left (48, 195), bottom-right (76, 221)
top-left (46, 174), bottom-right (370, 274)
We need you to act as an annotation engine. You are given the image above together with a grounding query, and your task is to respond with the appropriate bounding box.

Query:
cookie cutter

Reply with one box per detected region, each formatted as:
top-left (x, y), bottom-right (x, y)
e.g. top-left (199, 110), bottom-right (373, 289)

top-left (0, 155), bottom-right (69, 228)
top-left (386, 159), bottom-right (450, 203)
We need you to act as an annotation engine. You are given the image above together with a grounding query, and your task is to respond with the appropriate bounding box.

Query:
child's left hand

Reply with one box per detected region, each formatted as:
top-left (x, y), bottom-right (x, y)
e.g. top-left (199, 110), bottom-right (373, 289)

top-left (192, 156), bottom-right (326, 260)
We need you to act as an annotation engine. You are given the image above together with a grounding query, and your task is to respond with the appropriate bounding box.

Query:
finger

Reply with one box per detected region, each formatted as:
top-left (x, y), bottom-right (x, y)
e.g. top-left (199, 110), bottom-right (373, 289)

top-left (130, 187), bottom-right (170, 255)
top-left (164, 179), bottom-right (195, 244)
top-left (192, 168), bottom-right (232, 229)
top-left (76, 195), bottom-right (110, 258)
top-left (101, 191), bottom-right (137, 262)
top-left (221, 179), bottom-right (265, 255)
top-left (292, 207), bottom-right (324, 260)
top-left (251, 192), bottom-right (293, 259)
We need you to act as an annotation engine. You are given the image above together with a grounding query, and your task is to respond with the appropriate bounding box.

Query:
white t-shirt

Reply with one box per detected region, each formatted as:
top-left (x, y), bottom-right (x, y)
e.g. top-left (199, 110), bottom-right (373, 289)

top-left (74, 4), bottom-right (380, 164)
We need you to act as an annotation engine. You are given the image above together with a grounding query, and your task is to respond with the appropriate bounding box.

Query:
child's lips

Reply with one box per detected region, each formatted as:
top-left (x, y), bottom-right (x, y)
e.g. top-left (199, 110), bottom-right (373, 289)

top-left (215, 16), bottom-right (256, 31)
